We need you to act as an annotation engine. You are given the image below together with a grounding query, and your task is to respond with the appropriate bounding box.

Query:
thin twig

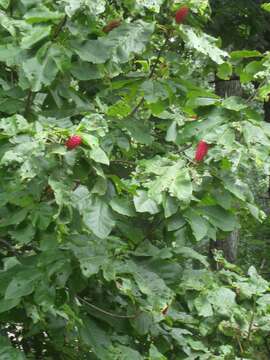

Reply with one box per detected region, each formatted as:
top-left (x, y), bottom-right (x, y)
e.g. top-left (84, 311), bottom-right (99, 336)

top-left (24, 90), bottom-right (34, 118)
top-left (148, 35), bottom-right (170, 79)
top-left (247, 296), bottom-right (256, 342)
top-left (127, 33), bottom-right (171, 118)
top-left (128, 97), bottom-right (145, 117)
top-left (77, 296), bottom-right (138, 319)
top-left (53, 15), bottom-right (68, 40)
top-left (264, 338), bottom-right (270, 356)
top-left (111, 159), bottom-right (135, 167)
top-left (236, 334), bottom-right (244, 359)
top-left (0, 239), bottom-right (19, 256)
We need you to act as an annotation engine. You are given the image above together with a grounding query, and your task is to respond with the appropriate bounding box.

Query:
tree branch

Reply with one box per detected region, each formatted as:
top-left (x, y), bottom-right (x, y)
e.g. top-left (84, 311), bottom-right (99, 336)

top-left (77, 296), bottom-right (138, 319)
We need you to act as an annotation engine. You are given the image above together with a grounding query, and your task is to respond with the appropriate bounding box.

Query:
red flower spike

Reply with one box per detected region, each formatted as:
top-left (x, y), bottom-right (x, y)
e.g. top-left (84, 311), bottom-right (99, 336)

top-left (195, 140), bottom-right (209, 162)
top-left (103, 20), bottom-right (121, 33)
top-left (65, 135), bottom-right (82, 150)
top-left (175, 6), bottom-right (189, 24)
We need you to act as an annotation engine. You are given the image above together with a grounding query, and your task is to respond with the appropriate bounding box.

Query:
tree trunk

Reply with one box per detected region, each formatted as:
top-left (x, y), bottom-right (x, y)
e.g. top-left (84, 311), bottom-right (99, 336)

top-left (211, 77), bottom-right (242, 264)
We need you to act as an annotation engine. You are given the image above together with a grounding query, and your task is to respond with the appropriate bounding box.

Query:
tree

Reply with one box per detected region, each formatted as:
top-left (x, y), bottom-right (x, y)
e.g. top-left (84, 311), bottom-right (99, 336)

top-left (1, 0), bottom-right (270, 358)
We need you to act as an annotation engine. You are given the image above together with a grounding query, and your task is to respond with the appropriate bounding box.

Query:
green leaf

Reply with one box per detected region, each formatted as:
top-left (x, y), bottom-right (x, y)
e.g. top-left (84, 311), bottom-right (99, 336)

top-left (0, 114), bottom-right (29, 136)
top-left (114, 345), bottom-right (143, 360)
top-left (200, 206), bottom-right (238, 232)
top-left (22, 52), bottom-right (59, 92)
top-left (261, 3), bottom-right (270, 12)
top-left (167, 214), bottom-right (186, 232)
top-left (134, 190), bottom-right (159, 214)
top-left (194, 295), bottom-right (213, 317)
top-left (83, 197), bottom-right (115, 238)
top-left (110, 197), bottom-right (136, 217)
top-left (175, 247), bottom-right (209, 267)
top-left (184, 209), bottom-right (209, 241)
top-left (21, 26), bottom-right (51, 49)
top-left (230, 49), bottom-right (262, 60)
top-left (0, 0), bottom-right (9, 9)
top-left (24, 6), bottom-right (62, 24)
top-left (5, 270), bottom-right (41, 300)
top-left (180, 25), bottom-right (228, 64)
top-left (131, 312), bottom-right (153, 335)
top-left (89, 147), bottom-right (110, 165)
top-left (217, 62), bottom-right (232, 80)
top-left (65, 0), bottom-right (106, 16)
top-left (72, 20), bottom-right (154, 64)
top-left (0, 336), bottom-right (25, 359)
top-left (170, 168), bottom-right (193, 203)
top-left (149, 344), bottom-right (167, 360)
top-left (9, 224), bottom-right (35, 245)
top-left (209, 287), bottom-right (236, 316)
top-left (124, 118), bottom-right (154, 145)
top-left (0, 298), bottom-right (20, 313)
top-left (222, 96), bottom-right (247, 111)
top-left (135, 0), bottom-right (164, 12)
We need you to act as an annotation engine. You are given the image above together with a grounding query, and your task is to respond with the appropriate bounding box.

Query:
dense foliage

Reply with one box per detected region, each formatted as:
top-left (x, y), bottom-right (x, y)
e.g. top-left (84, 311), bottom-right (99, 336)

top-left (1, 0), bottom-right (270, 359)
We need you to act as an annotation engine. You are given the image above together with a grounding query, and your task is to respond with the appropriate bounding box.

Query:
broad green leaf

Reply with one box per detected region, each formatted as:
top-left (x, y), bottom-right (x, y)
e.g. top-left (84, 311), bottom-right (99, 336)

top-left (131, 312), bottom-right (153, 335)
top-left (163, 195), bottom-right (179, 218)
top-left (135, 0), bottom-right (165, 12)
top-left (9, 224), bottom-right (35, 244)
top-left (90, 147), bottom-right (110, 165)
top-left (179, 25), bottom-right (228, 64)
top-left (261, 3), bottom-right (270, 12)
top-left (0, 114), bottom-right (29, 136)
top-left (0, 298), bottom-right (20, 313)
top-left (194, 295), bottom-right (213, 317)
top-left (184, 209), bottom-right (209, 241)
top-left (170, 168), bottom-right (193, 203)
top-left (79, 318), bottom-right (112, 358)
top-left (217, 62), bottom-right (232, 80)
top-left (0, 0), bottom-right (9, 9)
top-left (83, 197), bottom-right (115, 238)
top-left (209, 287), bottom-right (236, 316)
top-left (21, 26), bottom-right (51, 49)
top-left (175, 247), bottom-right (209, 267)
top-left (149, 344), bottom-right (167, 360)
top-left (114, 345), bottom-right (143, 360)
top-left (5, 270), bottom-right (41, 299)
top-left (72, 20), bottom-right (154, 64)
top-left (0, 336), bottom-right (25, 359)
top-left (134, 190), bottom-right (159, 214)
top-left (110, 197), bottom-right (136, 217)
top-left (65, 0), bottom-right (106, 16)
top-left (124, 118), bottom-right (154, 145)
top-left (167, 214), bottom-right (186, 232)
top-left (200, 206), bottom-right (238, 232)
top-left (230, 49), bottom-right (262, 60)
top-left (222, 96), bottom-right (247, 111)
top-left (22, 53), bottom-right (58, 92)
top-left (24, 6), bottom-right (62, 23)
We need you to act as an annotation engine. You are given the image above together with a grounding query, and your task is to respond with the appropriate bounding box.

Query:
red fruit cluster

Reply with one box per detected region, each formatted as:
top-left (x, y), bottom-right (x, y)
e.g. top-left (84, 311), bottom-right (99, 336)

top-left (65, 135), bottom-right (82, 150)
top-left (103, 20), bottom-right (121, 33)
top-left (175, 6), bottom-right (189, 24)
top-left (195, 140), bottom-right (209, 162)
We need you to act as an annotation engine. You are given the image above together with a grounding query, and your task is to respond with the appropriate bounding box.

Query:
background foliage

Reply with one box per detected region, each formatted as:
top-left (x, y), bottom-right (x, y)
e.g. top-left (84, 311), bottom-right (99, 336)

top-left (1, 0), bottom-right (270, 359)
